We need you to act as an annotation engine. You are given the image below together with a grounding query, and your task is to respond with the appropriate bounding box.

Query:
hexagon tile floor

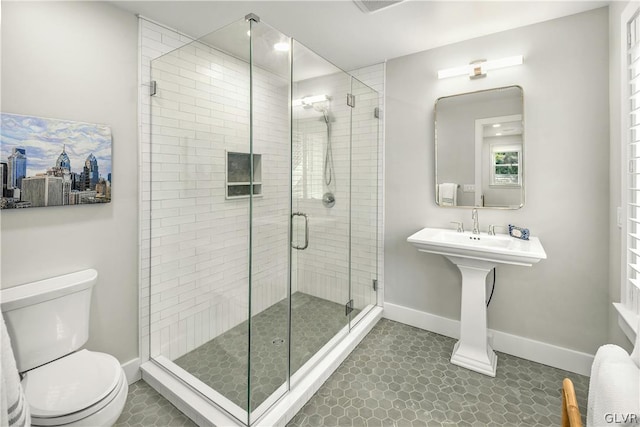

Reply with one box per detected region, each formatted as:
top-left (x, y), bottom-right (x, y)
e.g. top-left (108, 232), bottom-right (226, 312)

top-left (174, 292), bottom-right (359, 411)
top-left (287, 319), bottom-right (588, 427)
top-left (114, 380), bottom-right (196, 427)
top-left (115, 319), bottom-right (589, 426)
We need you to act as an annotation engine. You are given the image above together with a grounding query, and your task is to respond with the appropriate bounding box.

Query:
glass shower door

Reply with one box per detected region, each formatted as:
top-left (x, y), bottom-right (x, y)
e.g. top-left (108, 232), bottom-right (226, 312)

top-left (349, 76), bottom-right (380, 326)
top-left (247, 18), bottom-right (291, 422)
top-left (290, 40), bottom-right (352, 378)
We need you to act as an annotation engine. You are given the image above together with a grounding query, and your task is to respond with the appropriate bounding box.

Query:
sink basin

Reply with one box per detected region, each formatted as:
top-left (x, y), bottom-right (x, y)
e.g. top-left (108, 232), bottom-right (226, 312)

top-left (407, 226), bottom-right (547, 376)
top-left (407, 227), bottom-right (547, 266)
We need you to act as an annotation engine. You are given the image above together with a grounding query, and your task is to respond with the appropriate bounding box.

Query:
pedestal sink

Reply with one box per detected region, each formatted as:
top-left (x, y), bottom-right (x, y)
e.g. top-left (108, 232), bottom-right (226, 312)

top-left (407, 227), bottom-right (547, 376)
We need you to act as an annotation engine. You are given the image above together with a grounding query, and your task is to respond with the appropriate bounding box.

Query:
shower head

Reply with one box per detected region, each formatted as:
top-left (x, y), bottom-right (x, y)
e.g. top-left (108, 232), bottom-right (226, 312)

top-left (294, 94), bottom-right (331, 109)
top-left (293, 94), bottom-right (334, 122)
top-left (318, 108), bottom-right (334, 124)
top-left (304, 99), bottom-right (333, 123)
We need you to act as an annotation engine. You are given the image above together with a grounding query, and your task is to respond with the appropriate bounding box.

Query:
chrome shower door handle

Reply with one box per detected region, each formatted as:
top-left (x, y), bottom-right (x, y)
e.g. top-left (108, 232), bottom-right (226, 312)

top-left (291, 212), bottom-right (309, 250)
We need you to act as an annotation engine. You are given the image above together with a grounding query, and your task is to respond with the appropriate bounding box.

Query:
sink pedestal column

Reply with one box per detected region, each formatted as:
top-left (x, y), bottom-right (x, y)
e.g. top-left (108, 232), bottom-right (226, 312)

top-left (447, 256), bottom-right (497, 377)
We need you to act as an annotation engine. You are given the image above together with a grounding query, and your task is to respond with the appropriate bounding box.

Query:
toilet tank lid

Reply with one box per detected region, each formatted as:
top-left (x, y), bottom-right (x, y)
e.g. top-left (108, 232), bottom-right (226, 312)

top-left (0, 269), bottom-right (98, 312)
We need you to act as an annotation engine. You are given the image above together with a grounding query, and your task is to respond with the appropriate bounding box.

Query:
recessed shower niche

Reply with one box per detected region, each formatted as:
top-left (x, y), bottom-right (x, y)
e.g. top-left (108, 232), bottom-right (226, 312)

top-left (226, 151), bottom-right (262, 198)
top-left (143, 13), bottom-right (381, 426)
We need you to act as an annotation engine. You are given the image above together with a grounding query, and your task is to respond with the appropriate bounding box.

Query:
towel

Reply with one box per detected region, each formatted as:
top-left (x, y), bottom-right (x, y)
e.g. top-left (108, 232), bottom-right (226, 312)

top-left (588, 344), bottom-right (633, 425)
top-left (1, 315), bottom-right (29, 427)
top-left (438, 183), bottom-right (457, 206)
top-left (589, 359), bottom-right (640, 426)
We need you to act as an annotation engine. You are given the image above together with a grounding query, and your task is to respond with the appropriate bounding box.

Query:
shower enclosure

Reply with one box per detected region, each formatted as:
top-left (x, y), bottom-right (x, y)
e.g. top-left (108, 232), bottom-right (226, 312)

top-left (145, 14), bottom-right (380, 425)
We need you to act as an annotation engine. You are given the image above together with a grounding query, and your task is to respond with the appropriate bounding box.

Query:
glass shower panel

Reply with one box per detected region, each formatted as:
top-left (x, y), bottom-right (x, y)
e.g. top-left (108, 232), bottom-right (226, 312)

top-left (290, 40), bottom-right (351, 377)
top-left (349, 77), bottom-right (380, 325)
top-left (149, 18), bottom-right (252, 422)
top-left (147, 14), bottom-right (381, 427)
top-left (247, 20), bottom-right (291, 418)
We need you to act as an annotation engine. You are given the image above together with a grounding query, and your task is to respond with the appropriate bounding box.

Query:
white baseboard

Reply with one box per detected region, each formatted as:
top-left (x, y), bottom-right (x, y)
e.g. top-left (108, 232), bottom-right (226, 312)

top-left (383, 303), bottom-right (594, 377)
top-left (122, 357), bottom-right (142, 384)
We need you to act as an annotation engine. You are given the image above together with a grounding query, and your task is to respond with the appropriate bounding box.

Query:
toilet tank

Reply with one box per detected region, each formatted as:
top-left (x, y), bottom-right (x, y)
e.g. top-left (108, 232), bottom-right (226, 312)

top-left (0, 269), bottom-right (97, 372)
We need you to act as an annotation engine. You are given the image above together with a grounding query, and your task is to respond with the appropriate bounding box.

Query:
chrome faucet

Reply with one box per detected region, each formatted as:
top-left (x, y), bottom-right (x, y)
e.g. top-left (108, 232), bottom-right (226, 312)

top-left (471, 208), bottom-right (480, 234)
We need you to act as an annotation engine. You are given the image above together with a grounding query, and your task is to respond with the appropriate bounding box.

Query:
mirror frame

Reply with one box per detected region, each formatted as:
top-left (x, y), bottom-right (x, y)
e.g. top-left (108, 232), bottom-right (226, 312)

top-left (434, 85), bottom-right (524, 209)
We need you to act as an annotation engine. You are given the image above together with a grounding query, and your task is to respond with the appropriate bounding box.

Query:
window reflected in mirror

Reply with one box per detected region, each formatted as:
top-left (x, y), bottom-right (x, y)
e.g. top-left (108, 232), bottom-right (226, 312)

top-left (492, 147), bottom-right (520, 186)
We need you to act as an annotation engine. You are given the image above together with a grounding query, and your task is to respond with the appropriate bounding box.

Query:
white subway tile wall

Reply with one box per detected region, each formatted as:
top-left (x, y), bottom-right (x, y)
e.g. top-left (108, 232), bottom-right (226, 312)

top-left (146, 24), bottom-right (291, 361)
top-left (139, 17), bottom-right (385, 366)
top-left (291, 69), bottom-right (381, 311)
top-left (292, 71), bottom-right (351, 308)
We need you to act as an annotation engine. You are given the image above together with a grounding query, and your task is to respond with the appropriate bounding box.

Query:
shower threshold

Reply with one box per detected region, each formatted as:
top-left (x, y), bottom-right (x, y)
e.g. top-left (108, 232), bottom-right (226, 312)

top-left (141, 304), bottom-right (383, 426)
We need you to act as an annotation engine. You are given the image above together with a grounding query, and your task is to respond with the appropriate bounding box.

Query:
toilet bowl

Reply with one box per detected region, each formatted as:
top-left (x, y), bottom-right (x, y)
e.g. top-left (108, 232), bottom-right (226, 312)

top-left (0, 270), bottom-right (127, 426)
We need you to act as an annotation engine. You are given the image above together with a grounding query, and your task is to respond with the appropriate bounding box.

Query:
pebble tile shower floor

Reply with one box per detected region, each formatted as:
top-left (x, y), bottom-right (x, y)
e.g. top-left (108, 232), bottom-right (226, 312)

top-left (115, 319), bottom-right (589, 426)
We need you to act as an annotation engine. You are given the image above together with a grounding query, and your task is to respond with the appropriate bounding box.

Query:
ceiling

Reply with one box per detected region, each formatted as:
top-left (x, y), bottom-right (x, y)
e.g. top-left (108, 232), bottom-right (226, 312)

top-left (112, 0), bottom-right (609, 71)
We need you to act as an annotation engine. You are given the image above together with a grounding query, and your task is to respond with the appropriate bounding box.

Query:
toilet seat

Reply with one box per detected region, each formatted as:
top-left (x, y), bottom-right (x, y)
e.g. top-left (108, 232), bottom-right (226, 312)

top-left (22, 350), bottom-right (126, 426)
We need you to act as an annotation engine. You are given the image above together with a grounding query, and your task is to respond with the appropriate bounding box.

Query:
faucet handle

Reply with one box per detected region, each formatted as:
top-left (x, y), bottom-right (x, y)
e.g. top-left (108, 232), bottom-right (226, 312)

top-left (488, 224), bottom-right (507, 235)
top-left (450, 221), bottom-right (464, 233)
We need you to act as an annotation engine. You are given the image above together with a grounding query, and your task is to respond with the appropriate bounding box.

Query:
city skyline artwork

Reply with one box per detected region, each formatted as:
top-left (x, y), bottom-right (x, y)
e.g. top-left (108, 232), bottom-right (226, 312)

top-left (0, 113), bottom-right (112, 209)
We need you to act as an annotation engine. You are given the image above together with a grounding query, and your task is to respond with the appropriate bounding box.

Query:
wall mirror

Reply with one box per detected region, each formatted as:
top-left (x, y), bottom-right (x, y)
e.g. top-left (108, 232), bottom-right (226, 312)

top-left (435, 85), bottom-right (524, 209)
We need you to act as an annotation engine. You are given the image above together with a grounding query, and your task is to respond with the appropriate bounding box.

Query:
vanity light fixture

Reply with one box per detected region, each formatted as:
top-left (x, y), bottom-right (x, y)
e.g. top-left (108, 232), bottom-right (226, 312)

top-left (492, 124), bottom-right (501, 128)
top-left (292, 94), bottom-right (329, 107)
top-left (437, 55), bottom-right (524, 80)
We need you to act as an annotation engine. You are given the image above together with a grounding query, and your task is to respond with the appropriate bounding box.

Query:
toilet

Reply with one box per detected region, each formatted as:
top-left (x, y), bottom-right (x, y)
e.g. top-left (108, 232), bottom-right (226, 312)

top-left (0, 269), bottom-right (128, 426)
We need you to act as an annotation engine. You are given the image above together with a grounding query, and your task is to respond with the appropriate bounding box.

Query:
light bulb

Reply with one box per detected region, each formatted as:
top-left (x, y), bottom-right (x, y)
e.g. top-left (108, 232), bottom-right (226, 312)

top-left (274, 42), bottom-right (289, 52)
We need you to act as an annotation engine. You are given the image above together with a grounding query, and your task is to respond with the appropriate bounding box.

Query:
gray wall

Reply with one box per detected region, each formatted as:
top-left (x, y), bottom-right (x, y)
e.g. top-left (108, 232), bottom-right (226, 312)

top-left (385, 8), bottom-right (610, 354)
top-left (1, 2), bottom-right (139, 364)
